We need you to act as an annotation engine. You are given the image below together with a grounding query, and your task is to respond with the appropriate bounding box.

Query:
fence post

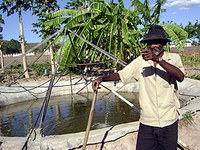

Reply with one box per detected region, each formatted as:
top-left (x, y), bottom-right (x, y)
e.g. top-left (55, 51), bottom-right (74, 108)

top-left (0, 42), bottom-right (4, 73)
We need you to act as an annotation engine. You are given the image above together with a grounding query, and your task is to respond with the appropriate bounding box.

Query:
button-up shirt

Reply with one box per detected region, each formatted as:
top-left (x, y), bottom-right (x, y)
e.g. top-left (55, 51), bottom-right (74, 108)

top-left (118, 52), bottom-right (185, 127)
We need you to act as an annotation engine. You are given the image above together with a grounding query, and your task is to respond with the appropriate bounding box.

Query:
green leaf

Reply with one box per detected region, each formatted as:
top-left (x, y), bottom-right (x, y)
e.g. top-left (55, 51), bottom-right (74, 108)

top-left (162, 24), bottom-right (188, 51)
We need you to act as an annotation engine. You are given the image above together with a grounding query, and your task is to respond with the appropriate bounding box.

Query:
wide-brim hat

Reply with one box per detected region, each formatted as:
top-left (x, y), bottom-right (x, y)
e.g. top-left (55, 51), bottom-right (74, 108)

top-left (140, 25), bottom-right (171, 43)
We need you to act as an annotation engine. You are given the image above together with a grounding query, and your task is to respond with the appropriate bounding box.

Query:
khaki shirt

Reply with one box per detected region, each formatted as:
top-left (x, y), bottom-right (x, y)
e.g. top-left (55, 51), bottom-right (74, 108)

top-left (118, 52), bottom-right (185, 127)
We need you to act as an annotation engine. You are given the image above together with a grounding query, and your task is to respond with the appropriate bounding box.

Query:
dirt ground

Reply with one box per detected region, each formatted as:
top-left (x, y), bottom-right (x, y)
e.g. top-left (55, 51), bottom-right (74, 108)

top-left (178, 111), bottom-right (200, 150)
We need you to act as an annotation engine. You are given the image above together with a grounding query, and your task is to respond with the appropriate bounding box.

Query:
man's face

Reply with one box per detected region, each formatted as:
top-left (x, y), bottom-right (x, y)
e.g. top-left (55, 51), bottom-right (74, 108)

top-left (146, 42), bottom-right (163, 56)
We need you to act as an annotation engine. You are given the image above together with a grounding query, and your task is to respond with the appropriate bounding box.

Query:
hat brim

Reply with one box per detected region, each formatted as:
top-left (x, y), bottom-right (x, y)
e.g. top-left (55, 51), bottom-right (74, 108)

top-left (140, 37), bottom-right (171, 43)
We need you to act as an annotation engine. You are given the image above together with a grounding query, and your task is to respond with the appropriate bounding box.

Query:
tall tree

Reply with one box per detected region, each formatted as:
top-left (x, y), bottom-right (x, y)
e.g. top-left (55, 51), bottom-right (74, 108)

top-left (194, 20), bottom-right (200, 44)
top-left (0, 14), bottom-right (4, 71)
top-left (32, 0), bottom-right (59, 74)
top-left (1, 39), bottom-right (21, 54)
top-left (184, 20), bottom-right (200, 44)
top-left (0, 0), bottom-right (32, 78)
top-left (65, 0), bottom-right (92, 10)
top-left (0, 14), bottom-right (4, 40)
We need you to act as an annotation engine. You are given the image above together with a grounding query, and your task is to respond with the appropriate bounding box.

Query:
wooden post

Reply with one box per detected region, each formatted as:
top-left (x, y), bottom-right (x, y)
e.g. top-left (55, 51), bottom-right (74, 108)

top-left (82, 90), bottom-right (98, 150)
top-left (0, 50), bottom-right (4, 73)
top-left (0, 41), bottom-right (4, 72)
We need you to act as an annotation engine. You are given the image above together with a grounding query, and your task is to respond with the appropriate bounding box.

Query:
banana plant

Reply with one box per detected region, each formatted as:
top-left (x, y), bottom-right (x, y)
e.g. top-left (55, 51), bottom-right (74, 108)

top-left (42, 0), bottom-right (187, 71)
top-left (162, 24), bottom-right (188, 51)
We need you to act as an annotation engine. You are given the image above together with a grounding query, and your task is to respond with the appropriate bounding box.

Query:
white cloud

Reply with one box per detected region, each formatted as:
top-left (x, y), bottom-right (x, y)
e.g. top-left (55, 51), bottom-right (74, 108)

top-left (163, 0), bottom-right (200, 10)
top-left (172, 11), bottom-right (177, 15)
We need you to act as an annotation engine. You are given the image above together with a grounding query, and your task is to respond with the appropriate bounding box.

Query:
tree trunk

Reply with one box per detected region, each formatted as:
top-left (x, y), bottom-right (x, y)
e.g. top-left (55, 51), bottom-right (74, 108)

top-left (45, 0), bottom-right (55, 74)
top-left (50, 42), bottom-right (55, 73)
top-left (0, 50), bottom-right (4, 73)
top-left (18, 7), bottom-right (29, 78)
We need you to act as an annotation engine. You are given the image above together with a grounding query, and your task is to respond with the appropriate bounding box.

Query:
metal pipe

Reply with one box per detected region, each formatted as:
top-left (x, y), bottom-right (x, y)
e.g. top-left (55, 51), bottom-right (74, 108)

top-left (100, 84), bottom-right (140, 113)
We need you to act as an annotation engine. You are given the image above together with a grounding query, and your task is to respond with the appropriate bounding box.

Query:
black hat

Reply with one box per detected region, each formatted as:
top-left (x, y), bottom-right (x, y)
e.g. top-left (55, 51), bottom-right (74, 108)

top-left (140, 25), bottom-right (171, 43)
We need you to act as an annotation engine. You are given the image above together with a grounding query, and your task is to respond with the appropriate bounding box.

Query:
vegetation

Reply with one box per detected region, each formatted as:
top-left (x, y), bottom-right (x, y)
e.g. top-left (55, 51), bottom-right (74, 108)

top-left (32, 0), bottom-right (60, 73)
top-left (0, 0), bottom-right (199, 81)
top-left (0, 0), bottom-right (32, 78)
top-left (30, 63), bottom-right (51, 77)
top-left (182, 55), bottom-right (200, 68)
top-left (179, 110), bottom-right (194, 127)
top-left (1, 39), bottom-right (21, 54)
top-left (41, 0), bottom-right (187, 71)
top-left (163, 20), bottom-right (200, 45)
top-left (183, 20), bottom-right (200, 45)
top-left (0, 14), bottom-right (4, 40)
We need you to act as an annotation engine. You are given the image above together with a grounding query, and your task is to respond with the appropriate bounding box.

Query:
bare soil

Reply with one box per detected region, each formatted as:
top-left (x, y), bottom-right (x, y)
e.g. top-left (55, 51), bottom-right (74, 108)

top-left (178, 111), bottom-right (200, 150)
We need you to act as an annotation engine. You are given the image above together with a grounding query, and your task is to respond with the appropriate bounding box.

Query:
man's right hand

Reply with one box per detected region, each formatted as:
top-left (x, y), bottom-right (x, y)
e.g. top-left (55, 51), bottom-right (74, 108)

top-left (92, 77), bottom-right (103, 92)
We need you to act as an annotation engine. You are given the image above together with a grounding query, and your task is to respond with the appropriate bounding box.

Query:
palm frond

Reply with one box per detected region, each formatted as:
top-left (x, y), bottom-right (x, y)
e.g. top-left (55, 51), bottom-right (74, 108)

top-left (163, 24), bottom-right (188, 51)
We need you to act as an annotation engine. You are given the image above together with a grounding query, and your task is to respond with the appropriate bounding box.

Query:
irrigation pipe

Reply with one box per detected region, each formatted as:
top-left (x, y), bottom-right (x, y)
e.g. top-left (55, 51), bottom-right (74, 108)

top-left (100, 84), bottom-right (140, 113)
top-left (39, 29), bottom-right (67, 128)
top-left (82, 90), bottom-right (98, 150)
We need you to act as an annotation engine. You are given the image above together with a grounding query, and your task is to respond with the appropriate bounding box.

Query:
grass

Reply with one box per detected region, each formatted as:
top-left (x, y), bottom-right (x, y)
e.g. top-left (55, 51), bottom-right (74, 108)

top-left (181, 54), bottom-right (200, 80)
top-left (182, 55), bottom-right (200, 68)
top-left (179, 110), bottom-right (195, 127)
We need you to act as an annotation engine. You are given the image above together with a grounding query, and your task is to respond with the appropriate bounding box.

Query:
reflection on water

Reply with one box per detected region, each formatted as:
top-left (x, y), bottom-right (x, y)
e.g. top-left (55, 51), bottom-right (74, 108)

top-left (0, 92), bottom-right (140, 137)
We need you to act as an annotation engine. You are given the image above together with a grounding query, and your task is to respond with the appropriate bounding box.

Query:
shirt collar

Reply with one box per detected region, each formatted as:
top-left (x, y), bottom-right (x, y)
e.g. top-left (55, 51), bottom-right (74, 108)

top-left (162, 51), bottom-right (172, 62)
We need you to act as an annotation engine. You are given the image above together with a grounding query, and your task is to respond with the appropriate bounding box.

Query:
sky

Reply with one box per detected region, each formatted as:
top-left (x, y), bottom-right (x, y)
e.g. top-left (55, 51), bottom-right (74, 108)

top-left (1, 0), bottom-right (200, 43)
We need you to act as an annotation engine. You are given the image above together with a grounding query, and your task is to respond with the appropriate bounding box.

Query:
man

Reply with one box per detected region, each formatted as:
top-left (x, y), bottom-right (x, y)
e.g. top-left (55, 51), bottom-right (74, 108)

top-left (92, 25), bottom-right (185, 150)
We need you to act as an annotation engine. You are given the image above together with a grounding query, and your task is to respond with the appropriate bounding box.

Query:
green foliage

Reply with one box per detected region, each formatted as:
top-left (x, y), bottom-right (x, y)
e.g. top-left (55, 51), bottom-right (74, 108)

top-left (162, 24), bottom-right (188, 51)
top-left (191, 74), bottom-right (200, 80)
top-left (0, 14), bottom-right (4, 40)
top-left (8, 64), bottom-right (23, 70)
top-left (182, 55), bottom-right (200, 67)
top-left (44, 0), bottom-right (166, 70)
top-left (32, 0), bottom-right (60, 40)
top-left (34, 0), bottom-right (188, 71)
top-left (184, 20), bottom-right (200, 44)
top-left (181, 110), bottom-right (194, 126)
top-left (1, 39), bottom-right (21, 54)
top-left (0, 0), bottom-right (33, 16)
top-left (65, 0), bottom-right (93, 10)
top-left (7, 64), bottom-right (24, 76)
top-left (30, 63), bottom-right (51, 76)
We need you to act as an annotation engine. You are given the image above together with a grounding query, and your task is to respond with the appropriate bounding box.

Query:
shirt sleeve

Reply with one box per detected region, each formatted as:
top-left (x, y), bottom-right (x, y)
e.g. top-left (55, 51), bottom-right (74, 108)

top-left (173, 53), bottom-right (185, 74)
top-left (118, 56), bottom-right (141, 84)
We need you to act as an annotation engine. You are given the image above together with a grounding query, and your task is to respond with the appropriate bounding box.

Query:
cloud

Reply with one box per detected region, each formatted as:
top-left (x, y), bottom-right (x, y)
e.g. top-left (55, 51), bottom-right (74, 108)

top-left (172, 11), bottom-right (177, 15)
top-left (163, 0), bottom-right (200, 9)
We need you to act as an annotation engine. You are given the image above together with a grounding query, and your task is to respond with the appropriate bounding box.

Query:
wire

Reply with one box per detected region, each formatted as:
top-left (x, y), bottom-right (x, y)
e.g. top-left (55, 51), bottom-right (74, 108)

top-left (21, 28), bottom-right (65, 150)
top-left (0, 28), bottom-right (64, 72)
top-left (66, 28), bottom-right (127, 67)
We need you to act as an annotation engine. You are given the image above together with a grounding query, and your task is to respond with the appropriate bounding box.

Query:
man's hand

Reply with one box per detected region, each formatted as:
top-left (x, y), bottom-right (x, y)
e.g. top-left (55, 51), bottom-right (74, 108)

top-left (92, 77), bottom-right (103, 92)
top-left (141, 50), bottom-right (159, 63)
top-left (92, 73), bottom-right (120, 91)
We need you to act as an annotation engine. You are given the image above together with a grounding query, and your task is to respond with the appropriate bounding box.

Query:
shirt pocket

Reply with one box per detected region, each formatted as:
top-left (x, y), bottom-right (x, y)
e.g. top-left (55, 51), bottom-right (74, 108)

top-left (156, 68), bottom-right (172, 88)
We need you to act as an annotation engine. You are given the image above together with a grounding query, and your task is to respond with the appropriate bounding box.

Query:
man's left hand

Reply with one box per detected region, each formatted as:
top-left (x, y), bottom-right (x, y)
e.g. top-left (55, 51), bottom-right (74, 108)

top-left (142, 50), bottom-right (159, 62)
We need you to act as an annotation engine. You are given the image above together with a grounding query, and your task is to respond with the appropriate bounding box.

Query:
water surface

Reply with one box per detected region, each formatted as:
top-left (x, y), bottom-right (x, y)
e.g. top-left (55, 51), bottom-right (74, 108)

top-left (0, 92), bottom-right (140, 137)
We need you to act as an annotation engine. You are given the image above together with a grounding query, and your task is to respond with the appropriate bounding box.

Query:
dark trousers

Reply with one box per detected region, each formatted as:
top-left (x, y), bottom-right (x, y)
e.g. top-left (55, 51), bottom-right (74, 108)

top-left (136, 120), bottom-right (178, 150)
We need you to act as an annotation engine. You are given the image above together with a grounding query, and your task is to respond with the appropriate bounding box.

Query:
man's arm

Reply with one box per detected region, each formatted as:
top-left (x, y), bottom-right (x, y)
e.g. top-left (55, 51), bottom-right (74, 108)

top-left (158, 59), bottom-right (184, 82)
top-left (92, 73), bottom-right (120, 91)
top-left (142, 50), bottom-right (184, 82)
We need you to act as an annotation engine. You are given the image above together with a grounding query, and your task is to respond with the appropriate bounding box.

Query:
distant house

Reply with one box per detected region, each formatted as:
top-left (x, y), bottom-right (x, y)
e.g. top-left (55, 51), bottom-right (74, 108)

top-left (169, 40), bottom-right (192, 48)
top-left (185, 39), bottom-right (192, 47)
